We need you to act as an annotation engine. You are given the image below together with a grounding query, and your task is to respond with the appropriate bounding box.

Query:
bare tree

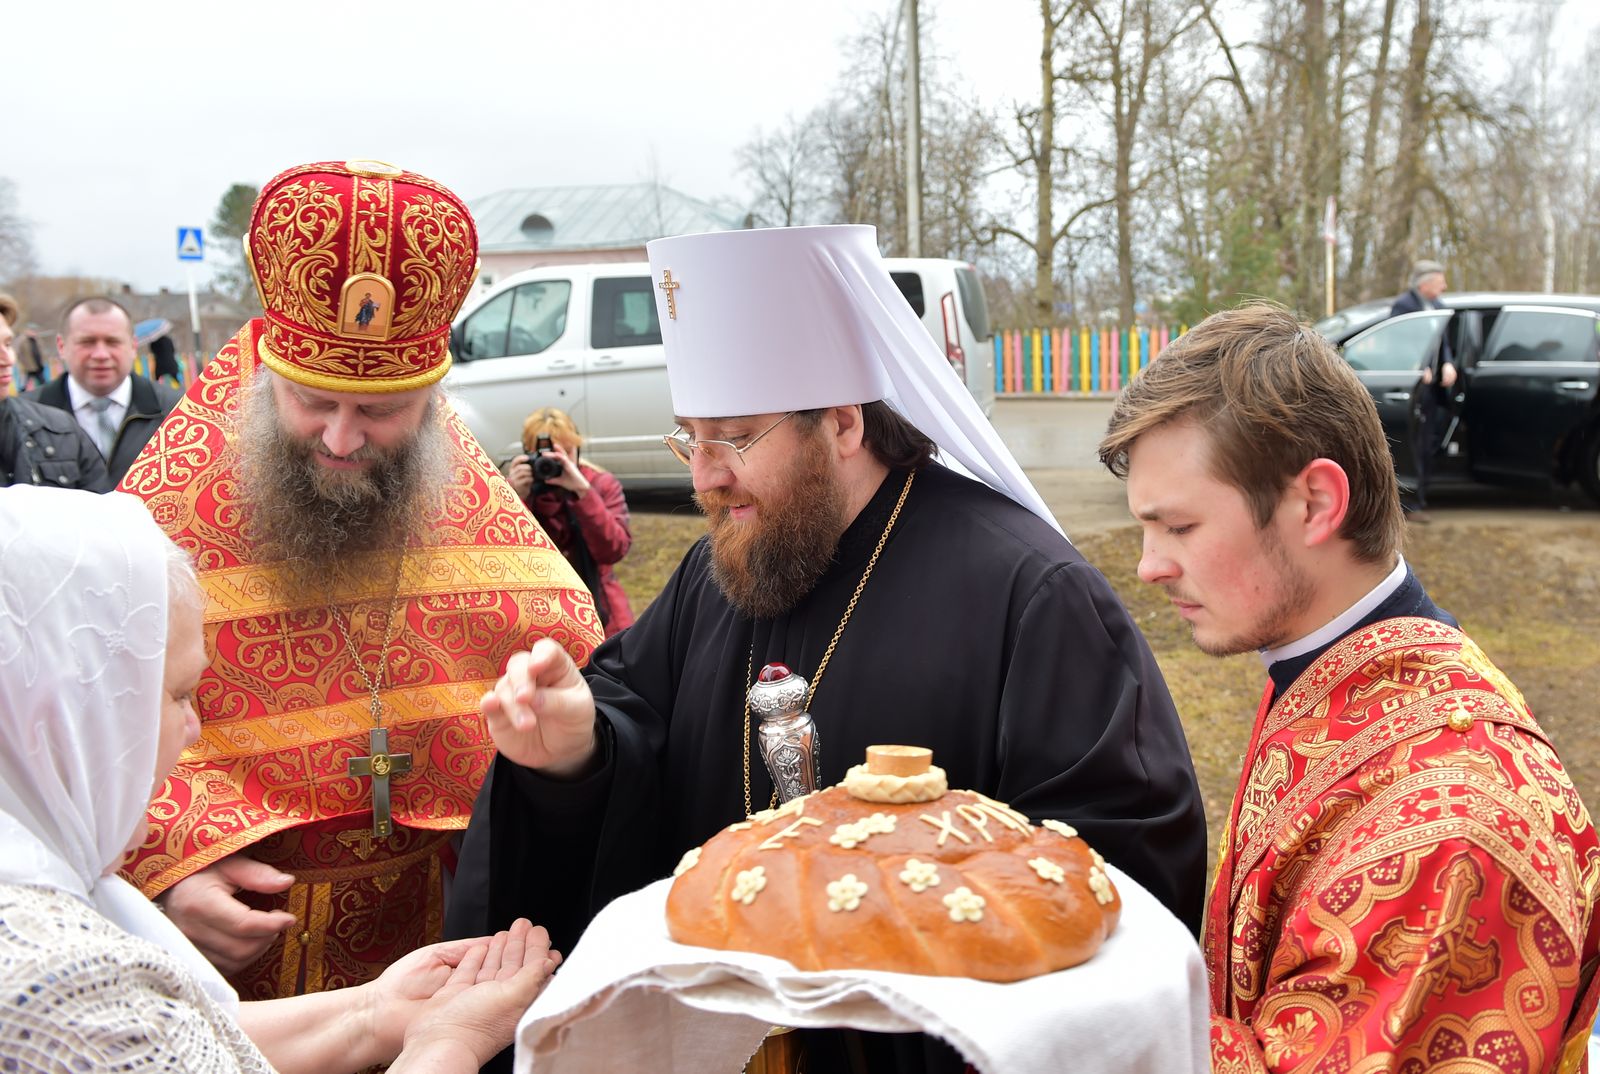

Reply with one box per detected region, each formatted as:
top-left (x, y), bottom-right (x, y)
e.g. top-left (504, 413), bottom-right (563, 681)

top-left (998, 0), bottom-right (1072, 325)
top-left (209, 183), bottom-right (260, 310)
top-left (1375, 0), bottom-right (1436, 290)
top-left (734, 4), bottom-right (997, 262)
top-left (0, 179), bottom-right (37, 287)
top-left (1061, 0), bottom-right (1202, 325)
top-left (738, 114), bottom-right (824, 227)
top-left (1345, 0), bottom-right (1398, 295)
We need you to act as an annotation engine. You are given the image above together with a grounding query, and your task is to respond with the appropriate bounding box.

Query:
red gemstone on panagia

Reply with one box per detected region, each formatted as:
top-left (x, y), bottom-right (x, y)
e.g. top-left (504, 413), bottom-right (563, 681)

top-left (758, 663), bottom-right (792, 682)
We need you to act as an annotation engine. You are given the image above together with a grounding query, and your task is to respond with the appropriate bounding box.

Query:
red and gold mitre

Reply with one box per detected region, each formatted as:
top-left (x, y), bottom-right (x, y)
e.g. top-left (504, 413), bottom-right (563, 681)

top-left (247, 159), bottom-right (476, 393)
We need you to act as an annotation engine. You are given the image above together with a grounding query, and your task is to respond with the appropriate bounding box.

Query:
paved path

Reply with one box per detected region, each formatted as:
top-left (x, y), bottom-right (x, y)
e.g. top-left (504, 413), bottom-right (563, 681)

top-left (989, 397), bottom-right (1600, 538)
top-left (637, 398), bottom-right (1598, 539)
top-left (990, 399), bottom-right (1131, 535)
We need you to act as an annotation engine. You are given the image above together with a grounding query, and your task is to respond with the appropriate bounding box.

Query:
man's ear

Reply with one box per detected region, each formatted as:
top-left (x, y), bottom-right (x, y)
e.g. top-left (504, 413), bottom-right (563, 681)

top-left (830, 405), bottom-right (867, 458)
top-left (1296, 458), bottom-right (1351, 548)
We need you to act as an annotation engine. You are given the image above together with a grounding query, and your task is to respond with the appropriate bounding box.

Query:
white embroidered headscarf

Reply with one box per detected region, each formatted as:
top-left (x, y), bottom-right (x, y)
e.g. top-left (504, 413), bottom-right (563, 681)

top-left (0, 485), bottom-right (237, 1013)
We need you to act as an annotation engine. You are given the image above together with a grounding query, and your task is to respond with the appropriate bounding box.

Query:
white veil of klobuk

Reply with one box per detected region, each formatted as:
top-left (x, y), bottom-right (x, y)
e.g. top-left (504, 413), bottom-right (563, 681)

top-left (0, 485), bottom-right (238, 1013)
top-left (646, 224), bottom-right (1064, 536)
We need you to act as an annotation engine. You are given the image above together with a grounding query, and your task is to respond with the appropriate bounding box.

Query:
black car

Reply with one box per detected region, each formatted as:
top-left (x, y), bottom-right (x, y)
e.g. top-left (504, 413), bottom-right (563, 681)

top-left (1324, 292), bottom-right (1600, 504)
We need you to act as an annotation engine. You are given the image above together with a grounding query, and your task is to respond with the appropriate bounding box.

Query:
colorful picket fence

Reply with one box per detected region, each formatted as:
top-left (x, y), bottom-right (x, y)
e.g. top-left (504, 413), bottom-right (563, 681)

top-left (991, 324), bottom-right (1187, 395)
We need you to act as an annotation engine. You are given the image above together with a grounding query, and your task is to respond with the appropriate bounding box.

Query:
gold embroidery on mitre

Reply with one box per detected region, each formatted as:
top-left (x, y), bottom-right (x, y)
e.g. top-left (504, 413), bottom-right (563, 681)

top-left (258, 331), bottom-right (450, 393)
top-left (392, 195), bottom-right (475, 336)
top-left (252, 179), bottom-right (343, 334)
top-left (338, 273), bottom-right (397, 341)
top-left (350, 176), bottom-right (393, 278)
top-left (344, 159), bottom-right (404, 178)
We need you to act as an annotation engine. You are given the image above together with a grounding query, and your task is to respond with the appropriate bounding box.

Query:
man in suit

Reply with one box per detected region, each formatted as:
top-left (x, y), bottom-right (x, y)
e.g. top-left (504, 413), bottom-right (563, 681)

top-left (27, 296), bottom-right (182, 486)
top-left (1388, 260), bottom-right (1456, 522)
top-left (0, 293), bottom-right (109, 491)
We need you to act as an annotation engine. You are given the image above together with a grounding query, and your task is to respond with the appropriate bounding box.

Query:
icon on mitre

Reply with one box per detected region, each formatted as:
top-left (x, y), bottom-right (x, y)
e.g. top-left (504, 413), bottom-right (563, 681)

top-left (338, 274), bottom-right (396, 340)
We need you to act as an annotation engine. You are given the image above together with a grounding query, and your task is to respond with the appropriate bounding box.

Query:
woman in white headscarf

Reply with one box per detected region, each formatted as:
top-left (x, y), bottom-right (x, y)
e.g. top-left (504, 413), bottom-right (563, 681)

top-left (0, 486), bottom-right (557, 1073)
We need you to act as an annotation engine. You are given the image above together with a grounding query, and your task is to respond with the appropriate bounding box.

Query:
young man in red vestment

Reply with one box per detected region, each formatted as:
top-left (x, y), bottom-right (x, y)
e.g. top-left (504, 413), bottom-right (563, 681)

top-left (1100, 302), bottom-right (1600, 1074)
top-left (118, 160), bottom-right (602, 1001)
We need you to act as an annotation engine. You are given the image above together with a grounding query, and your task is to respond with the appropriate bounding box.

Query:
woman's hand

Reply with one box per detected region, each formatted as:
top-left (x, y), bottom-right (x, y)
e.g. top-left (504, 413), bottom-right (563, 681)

top-left (543, 447), bottom-right (591, 497)
top-left (506, 455), bottom-right (534, 499)
top-left (371, 919), bottom-right (560, 1070)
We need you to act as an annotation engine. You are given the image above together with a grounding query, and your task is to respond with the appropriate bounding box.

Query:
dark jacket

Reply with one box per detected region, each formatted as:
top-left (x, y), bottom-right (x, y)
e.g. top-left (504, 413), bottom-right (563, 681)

top-left (0, 396), bottom-right (111, 491)
top-left (525, 464), bottom-right (635, 636)
top-left (1389, 288), bottom-right (1455, 406)
top-left (26, 374), bottom-right (183, 487)
top-left (1388, 287), bottom-right (1430, 318)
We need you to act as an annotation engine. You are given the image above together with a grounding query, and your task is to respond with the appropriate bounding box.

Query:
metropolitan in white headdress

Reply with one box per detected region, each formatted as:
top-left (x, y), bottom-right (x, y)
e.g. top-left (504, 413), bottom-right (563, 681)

top-left (648, 224), bottom-right (1061, 534)
top-left (450, 228), bottom-right (1209, 1071)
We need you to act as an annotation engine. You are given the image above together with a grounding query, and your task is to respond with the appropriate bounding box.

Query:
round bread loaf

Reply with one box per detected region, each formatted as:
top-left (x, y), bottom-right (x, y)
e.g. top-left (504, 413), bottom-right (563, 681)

top-left (665, 746), bottom-right (1120, 982)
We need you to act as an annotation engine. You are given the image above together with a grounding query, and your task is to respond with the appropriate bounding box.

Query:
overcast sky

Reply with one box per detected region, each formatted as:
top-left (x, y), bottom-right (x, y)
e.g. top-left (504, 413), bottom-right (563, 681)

top-left (7, 0), bottom-right (1593, 293)
top-left (7, 0), bottom-right (1036, 291)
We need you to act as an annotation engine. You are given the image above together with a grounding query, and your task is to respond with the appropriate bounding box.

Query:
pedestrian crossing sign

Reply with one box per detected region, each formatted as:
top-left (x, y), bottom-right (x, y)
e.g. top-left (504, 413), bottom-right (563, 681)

top-left (177, 227), bottom-right (205, 262)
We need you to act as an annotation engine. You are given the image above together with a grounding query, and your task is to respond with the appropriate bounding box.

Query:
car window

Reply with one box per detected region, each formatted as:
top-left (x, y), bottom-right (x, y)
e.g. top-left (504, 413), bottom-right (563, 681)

top-left (1342, 312), bottom-right (1450, 372)
top-left (955, 267), bottom-right (992, 341)
top-left (891, 271), bottom-right (926, 317)
top-left (1482, 309), bottom-right (1598, 363)
top-left (591, 277), bottom-right (662, 349)
top-left (1314, 302), bottom-right (1390, 343)
top-left (507, 281), bottom-right (570, 356)
top-left (460, 288), bottom-right (514, 361)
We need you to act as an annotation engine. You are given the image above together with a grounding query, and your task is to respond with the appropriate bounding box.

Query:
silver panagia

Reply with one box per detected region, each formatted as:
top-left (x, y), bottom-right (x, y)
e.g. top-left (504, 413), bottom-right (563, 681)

top-left (750, 662), bottom-right (821, 803)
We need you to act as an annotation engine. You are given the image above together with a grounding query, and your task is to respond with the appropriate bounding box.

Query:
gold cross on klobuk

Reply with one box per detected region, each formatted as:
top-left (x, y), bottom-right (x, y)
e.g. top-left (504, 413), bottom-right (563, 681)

top-left (658, 269), bottom-right (680, 320)
top-left (348, 726), bottom-right (412, 839)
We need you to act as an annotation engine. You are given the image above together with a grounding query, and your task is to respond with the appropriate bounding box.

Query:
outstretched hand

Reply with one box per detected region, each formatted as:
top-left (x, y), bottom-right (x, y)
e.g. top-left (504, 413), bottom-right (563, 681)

top-left (481, 638), bottom-right (599, 776)
top-left (377, 919), bottom-right (560, 1072)
top-left (157, 853), bottom-right (298, 974)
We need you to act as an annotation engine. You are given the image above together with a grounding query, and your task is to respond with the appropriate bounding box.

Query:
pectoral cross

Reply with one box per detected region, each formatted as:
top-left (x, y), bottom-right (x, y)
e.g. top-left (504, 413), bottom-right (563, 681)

top-left (348, 726), bottom-right (412, 839)
top-left (658, 268), bottom-right (680, 320)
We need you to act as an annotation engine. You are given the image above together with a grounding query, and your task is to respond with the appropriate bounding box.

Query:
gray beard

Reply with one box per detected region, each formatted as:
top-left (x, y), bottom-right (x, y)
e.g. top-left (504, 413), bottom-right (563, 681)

top-left (235, 375), bottom-right (451, 601)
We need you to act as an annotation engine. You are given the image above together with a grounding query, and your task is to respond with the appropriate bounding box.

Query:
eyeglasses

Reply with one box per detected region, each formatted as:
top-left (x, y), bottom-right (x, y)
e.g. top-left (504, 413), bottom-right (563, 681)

top-left (662, 412), bottom-right (796, 468)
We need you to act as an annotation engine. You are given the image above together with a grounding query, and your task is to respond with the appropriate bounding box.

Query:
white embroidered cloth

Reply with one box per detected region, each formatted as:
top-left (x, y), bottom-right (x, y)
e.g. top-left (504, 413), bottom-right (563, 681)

top-left (0, 881), bottom-right (270, 1072)
top-left (514, 866), bottom-right (1208, 1074)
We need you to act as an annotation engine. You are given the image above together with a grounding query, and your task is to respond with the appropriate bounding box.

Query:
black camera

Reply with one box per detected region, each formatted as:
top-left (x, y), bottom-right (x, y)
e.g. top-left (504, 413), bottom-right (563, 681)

top-left (531, 435), bottom-right (565, 482)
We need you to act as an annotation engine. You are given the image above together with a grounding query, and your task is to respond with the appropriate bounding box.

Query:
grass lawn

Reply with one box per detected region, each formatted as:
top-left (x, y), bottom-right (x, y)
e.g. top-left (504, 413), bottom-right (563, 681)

top-left (614, 508), bottom-right (1600, 875)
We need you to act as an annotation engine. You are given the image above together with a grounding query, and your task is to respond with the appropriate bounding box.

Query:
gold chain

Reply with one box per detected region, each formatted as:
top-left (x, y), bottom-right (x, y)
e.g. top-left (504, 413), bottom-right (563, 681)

top-left (330, 551), bottom-right (408, 727)
top-left (742, 469), bottom-right (916, 814)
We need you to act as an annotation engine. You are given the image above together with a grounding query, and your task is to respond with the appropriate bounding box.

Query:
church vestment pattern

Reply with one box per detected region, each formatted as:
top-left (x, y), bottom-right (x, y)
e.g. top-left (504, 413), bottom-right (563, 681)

top-left (1208, 617), bottom-right (1600, 1074)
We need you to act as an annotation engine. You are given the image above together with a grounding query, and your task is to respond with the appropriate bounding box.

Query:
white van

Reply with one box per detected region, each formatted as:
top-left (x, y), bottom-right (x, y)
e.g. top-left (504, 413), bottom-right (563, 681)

top-left (445, 257), bottom-right (995, 484)
top-left (882, 257), bottom-right (996, 416)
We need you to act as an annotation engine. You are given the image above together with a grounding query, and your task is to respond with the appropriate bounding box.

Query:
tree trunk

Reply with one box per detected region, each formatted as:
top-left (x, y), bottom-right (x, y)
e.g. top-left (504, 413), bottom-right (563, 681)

top-left (1347, 0), bottom-right (1397, 297)
top-left (1300, 0), bottom-right (1329, 315)
top-left (1033, 0), bottom-right (1057, 325)
top-left (1115, 73), bottom-right (1137, 328)
top-left (1113, 1), bottom-right (1153, 329)
top-left (1377, 0), bottom-right (1432, 291)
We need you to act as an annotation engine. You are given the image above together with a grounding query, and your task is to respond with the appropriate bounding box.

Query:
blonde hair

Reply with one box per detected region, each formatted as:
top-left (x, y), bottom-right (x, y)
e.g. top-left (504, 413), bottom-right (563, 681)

top-left (521, 407), bottom-right (606, 471)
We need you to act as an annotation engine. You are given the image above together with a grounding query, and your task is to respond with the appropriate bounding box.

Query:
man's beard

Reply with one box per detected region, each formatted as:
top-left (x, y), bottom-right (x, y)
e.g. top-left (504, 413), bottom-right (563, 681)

top-left (236, 376), bottom-right (451, 600)
top-left (696, 444), bottom-right (848, 620)
top-left (1187, 525), bottom-right (1316, 657)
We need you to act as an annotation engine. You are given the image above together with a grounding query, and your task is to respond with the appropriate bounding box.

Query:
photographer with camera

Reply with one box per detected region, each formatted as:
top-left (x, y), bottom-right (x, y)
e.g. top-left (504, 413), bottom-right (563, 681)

top-left (506, 407), bottom-right (635, 636)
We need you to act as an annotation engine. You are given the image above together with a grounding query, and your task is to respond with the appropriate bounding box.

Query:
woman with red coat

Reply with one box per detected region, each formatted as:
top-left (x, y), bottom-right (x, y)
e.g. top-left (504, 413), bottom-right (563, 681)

top-left (506, 408), bottom-right (635, 636)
